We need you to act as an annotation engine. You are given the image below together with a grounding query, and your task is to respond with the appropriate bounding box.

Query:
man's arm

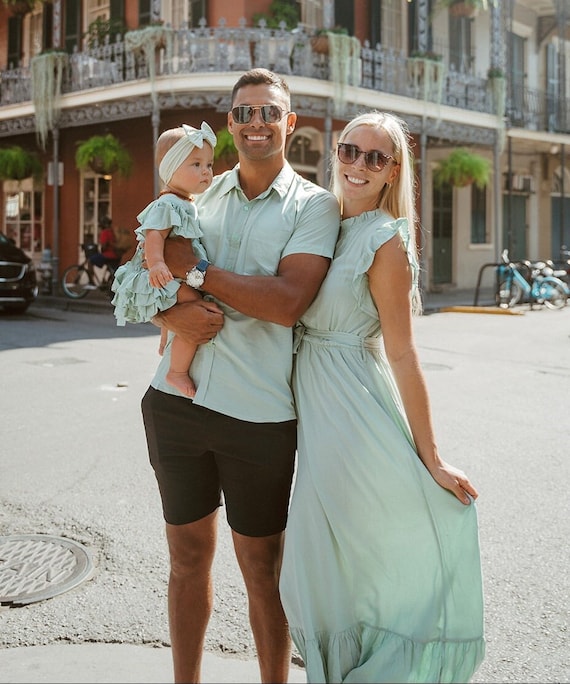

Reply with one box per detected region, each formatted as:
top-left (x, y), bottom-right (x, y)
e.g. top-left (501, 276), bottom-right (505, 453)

top-left (164, 236), bottom-right (330, 327)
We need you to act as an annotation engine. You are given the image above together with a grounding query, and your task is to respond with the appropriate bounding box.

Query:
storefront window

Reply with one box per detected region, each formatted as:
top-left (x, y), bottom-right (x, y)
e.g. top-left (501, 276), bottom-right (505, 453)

top-left (2, 181), bottom-right (44, 257)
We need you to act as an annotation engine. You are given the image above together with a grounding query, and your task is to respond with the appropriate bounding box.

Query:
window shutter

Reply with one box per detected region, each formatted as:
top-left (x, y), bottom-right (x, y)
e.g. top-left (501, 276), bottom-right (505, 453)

top-left (7, 16), bottom-right (22, 67)
top-left (64, 1), bottom-right (82, 54)
top-left (139, 0), bottom-right (151, 26)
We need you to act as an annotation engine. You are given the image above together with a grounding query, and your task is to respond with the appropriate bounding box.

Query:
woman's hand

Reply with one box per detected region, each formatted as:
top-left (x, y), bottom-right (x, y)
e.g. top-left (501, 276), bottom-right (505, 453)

top-left (429, 460), bottom-right (479, 505)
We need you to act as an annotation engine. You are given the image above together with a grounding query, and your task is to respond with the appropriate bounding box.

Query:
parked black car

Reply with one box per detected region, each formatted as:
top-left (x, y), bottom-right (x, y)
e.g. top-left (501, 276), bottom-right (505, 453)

top-left (0, 232), bottom-right (38, 313)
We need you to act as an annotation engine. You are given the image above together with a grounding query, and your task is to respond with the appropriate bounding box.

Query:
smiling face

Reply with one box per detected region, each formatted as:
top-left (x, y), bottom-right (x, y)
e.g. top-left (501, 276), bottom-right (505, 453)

top-left (227, 83), bottom-right (296, 164)
top-left (336, 125), bottom-right (401, 218)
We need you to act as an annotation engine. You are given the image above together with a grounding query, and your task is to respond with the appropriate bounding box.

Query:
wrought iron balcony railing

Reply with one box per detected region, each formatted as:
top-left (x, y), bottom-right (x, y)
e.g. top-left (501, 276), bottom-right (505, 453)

top-left (0, 20), bottom-right (566, 135)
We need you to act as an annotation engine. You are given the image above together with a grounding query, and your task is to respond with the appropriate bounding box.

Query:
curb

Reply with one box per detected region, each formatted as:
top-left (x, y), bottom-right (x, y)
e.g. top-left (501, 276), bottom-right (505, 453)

top-left (438, 305), bottom-right (525, 315)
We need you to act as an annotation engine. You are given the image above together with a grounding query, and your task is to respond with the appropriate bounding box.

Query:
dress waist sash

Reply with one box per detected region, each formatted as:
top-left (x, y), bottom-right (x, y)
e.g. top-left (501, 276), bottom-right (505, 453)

top-left (293, 324), bottom-right (381, 353)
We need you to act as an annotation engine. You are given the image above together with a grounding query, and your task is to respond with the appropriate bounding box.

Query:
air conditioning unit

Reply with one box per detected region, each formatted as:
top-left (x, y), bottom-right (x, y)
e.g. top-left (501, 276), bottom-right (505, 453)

top-left (504, 173), bottom-right (534, 193)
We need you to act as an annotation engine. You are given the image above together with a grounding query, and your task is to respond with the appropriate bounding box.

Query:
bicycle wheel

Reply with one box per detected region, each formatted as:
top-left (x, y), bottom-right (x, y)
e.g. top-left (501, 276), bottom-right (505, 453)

top-left (497, 279), bottom-right (523, 308)
top-left (538, 279), bottom-right (568, 310)
top-left (61, 265), bottom-right (91, 299)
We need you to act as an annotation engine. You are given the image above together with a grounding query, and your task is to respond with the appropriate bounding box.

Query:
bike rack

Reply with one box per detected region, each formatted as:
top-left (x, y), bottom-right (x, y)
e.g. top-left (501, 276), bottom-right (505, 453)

top-left (473, 262), bottom-right (501, 306)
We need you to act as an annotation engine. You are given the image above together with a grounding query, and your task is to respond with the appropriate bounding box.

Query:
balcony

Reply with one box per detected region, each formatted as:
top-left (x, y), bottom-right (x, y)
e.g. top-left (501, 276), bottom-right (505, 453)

top-left (0, 19), bottom-right (566, 135)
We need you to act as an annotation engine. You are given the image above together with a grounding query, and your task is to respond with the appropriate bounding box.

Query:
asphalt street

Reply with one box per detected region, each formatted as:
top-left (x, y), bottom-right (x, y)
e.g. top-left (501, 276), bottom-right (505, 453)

top-left (0, 298), bottom-right (568, 683)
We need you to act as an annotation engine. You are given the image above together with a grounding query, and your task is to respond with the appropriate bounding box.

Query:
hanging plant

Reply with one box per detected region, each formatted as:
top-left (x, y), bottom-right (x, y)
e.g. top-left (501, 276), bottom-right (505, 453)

top-left (253, 0), bottom-right (300, 29)
top-left (30, 50), bottom-right (68, 150)
top-left (318, 32), bottom-right (361, 115)
top-left (433, 148), bottom-right (491, 189)
top-left (75, 134), bottom-right (133, 177)
top-left (124, 25), bottom-right (174, 107)
top-left (0, 145), bottom-right (42, 181)
top-left (1, 0), bottom-right (42, 15)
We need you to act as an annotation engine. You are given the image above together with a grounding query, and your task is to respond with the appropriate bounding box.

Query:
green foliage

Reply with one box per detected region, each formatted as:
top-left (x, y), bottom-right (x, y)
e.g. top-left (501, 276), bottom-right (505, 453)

top-left (84, 16), bottom-right (126, 48)
top-left (0, 145), bottom-right (42, 181)
top-left (75, 134), bottom-right (133, 177)
top-left (433, 148), bottom-right (491, 189)
top-left (213, 127), bottom-right (237, 162)
top-left (253, 0), bottom-right (300, 29)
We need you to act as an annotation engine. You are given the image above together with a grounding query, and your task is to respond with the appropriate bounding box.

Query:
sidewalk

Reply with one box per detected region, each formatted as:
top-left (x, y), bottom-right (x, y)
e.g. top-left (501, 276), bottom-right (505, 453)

top-left (32, 285), bottom-right (498, 315)
top-left (0, 642), bottom-right (306, 683)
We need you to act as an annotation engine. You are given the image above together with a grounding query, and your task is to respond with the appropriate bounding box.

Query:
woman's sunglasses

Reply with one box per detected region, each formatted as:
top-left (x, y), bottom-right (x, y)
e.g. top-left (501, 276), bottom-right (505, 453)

top-left (337, 143), bottom-right (396, 172)
top-left (231, 105), bottom-right (288, 124)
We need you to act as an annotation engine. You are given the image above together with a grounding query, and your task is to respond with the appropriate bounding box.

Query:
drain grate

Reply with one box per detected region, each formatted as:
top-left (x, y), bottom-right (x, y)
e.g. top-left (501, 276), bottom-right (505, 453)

top-left (0, 534), bottom-right (94, 606)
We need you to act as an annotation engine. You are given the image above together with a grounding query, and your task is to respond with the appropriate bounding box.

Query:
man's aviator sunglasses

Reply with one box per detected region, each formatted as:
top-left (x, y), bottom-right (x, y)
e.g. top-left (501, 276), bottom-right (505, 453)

top-left (337, 143), bottom-right (396, 172)
top-left (231, 105), bottom-right (288, 124)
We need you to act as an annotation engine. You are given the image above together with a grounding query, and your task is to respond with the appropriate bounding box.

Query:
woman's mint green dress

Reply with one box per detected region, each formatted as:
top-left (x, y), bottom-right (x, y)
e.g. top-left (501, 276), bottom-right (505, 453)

top-left (111, 193), bottom-right (206, 326)
top-left (279, 210), bottom-right (485, 683)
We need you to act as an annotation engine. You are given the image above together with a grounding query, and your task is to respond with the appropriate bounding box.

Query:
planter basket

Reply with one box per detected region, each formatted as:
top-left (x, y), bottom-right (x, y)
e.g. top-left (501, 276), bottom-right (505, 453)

top-left (311, 35), bottom-right (330, 55)
top-left (449, 1), bottom-right (478, 18)
top-left (88, 157), bottom-right (118, 175)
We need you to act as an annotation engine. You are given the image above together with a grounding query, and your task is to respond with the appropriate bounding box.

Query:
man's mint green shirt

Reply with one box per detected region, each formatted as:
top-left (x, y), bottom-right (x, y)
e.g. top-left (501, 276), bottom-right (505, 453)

top-left (150, 162), bottom-right (340, 422)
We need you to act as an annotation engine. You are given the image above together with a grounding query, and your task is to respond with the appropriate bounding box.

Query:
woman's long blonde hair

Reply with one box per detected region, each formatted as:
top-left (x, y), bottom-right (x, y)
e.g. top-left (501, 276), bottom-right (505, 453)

top-left (330, 111), bottom-right (422, 314)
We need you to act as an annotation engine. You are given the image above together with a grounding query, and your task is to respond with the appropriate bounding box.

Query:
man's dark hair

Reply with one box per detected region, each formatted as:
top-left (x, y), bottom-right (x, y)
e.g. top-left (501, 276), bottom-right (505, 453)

top-left (231, 68), bottom-right (291, 107)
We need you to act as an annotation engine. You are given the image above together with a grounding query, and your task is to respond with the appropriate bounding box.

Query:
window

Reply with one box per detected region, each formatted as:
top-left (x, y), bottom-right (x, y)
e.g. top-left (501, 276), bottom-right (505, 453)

top-left (470, 185), bottom-right (488, 244)
top-left (449, 14), bottom-right (472, 73)
top-left (159, 0), bottom-right (207, 27)
top-left (81, 175), bottom-right (112, 245)
top-left (371, 0), bottom-right (403, 51)
top-left (287, 128), bottom-right (323, 185)
top-left (301, 0), bottom-right (323, 29)
top-left (3, 181), bottom-right (44, 257)
top-left (85, 0), bottom-right (111, 31)
top-left (508, 31), bottom-right (525, 126)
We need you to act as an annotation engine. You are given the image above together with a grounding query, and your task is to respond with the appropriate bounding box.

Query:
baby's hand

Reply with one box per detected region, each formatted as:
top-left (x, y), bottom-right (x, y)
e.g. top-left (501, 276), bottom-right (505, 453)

top-left (149, 262), bottom-right (173, 288)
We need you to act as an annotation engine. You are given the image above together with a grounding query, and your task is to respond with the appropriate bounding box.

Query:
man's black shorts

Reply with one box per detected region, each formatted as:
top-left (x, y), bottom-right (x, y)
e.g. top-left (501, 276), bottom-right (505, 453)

top-left (141, 387), bottom-right (297, 537)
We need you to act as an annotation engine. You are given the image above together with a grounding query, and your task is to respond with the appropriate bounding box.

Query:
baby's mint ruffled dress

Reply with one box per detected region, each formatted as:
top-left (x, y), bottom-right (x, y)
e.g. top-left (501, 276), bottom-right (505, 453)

top-left (111, 193), bottom-right (206, 326)
top-left (279, 210), bottom-right (485, 683)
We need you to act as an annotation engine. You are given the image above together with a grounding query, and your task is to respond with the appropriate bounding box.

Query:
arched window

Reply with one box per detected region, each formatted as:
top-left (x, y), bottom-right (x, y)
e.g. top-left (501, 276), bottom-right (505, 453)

top-left (287, 128), bottom-right (324, 185)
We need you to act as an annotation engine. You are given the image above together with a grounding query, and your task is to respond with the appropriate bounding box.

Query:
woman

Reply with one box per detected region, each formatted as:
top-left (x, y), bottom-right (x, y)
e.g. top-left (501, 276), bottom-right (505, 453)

top-left (279, 112), bottom-right (485, 683)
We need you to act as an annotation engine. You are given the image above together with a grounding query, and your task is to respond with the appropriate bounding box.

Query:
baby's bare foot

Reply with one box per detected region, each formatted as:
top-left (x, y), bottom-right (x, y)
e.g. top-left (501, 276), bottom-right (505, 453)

top-left (166, 370), bottom-right (196, 398)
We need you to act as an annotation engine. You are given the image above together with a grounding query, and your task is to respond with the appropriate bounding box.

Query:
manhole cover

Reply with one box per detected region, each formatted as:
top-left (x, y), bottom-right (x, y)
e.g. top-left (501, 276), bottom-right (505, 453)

top-left (0, 534), bottom-right (94, 606)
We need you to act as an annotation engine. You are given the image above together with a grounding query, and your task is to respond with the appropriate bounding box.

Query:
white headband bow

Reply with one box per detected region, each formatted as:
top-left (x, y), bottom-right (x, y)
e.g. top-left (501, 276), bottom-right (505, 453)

top-left (158, 122), bottom-right (217, 185)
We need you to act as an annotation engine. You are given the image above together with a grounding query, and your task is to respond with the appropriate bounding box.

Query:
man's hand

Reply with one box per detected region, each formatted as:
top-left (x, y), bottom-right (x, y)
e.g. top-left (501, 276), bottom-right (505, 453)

top-left (163, 236), bottom-right (198, 279)
top-left (154, 299), bottom-right (224, 345)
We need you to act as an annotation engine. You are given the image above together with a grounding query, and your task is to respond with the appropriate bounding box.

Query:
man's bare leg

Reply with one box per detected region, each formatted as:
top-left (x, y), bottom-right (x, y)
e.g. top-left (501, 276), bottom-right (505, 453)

top-left (232, 530), bottom-right (291, 683)
top-left (166, 510), bottom-right (218, 683)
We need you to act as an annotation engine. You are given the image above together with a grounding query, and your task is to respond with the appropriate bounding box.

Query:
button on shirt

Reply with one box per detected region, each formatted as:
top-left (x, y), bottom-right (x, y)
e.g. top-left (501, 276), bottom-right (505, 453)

top-left (151, 162), bottom-right (341, 423)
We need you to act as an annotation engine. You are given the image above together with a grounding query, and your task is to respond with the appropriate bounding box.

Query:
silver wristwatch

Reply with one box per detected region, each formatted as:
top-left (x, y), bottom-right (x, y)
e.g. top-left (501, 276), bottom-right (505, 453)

top-left (185, 259), bottom-right (210, 289)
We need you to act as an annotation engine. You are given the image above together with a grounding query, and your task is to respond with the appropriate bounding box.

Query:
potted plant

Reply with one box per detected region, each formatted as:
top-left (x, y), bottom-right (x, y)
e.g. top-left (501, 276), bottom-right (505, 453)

top-left (253, 0), bottom-right (300, 29)
top-left (435, 0), bottom-right (496, 19)
top-left (433, 148), bottom-right (491, 189)
top-left (0, 145), bottom-right (42, 181)
top-left (1, 0), bottom-right (43, 15)
top-left (75, 134), bottom-right (133, 177)
top-left (310, 26), bottom-right (348, 55)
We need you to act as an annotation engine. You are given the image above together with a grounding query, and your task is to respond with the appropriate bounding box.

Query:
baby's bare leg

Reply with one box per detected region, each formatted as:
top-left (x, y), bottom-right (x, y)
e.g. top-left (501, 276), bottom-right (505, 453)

top-left (158, 328), bottom-right (168, 356)
top-left (165, 284), bottom-right (201, 397)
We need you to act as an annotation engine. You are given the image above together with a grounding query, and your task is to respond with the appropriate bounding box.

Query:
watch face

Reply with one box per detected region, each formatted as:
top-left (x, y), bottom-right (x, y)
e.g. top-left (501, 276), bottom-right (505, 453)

top-left (186, 268), bottom-right (205, 288)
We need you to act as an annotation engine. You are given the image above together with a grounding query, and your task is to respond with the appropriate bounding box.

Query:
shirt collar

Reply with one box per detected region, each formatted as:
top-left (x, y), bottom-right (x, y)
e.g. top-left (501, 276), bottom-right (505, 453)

top-left (216, 162), bottom-right (295, 200)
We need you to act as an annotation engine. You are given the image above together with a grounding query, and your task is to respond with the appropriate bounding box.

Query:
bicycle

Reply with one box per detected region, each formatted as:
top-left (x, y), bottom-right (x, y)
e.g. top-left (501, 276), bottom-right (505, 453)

top-left (495, 249), bottom-right (568, 310)
top-left (61, 243), bottom-right (118, 299)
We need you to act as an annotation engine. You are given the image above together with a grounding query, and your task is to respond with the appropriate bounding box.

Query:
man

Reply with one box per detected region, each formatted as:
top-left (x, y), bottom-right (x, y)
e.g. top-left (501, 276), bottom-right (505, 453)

top-left (89, 216), bottom-right (120, 271)
top-left (141, 68), bottom-right (340, 683)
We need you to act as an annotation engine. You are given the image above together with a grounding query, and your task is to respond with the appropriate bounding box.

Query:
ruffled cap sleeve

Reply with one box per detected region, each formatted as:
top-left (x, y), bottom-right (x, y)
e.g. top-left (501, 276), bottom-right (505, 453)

top-left (352, 214), bottom-right (420, 318)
